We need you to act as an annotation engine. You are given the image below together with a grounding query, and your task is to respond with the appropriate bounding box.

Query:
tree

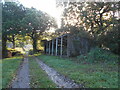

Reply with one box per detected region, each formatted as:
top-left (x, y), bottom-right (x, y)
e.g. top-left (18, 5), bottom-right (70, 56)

top-left (2, 2), bottom-right (26, 58)
top-left (60, 2), bottom-right (119, 54)
top-left (21, 8), bottom-right (57, 53)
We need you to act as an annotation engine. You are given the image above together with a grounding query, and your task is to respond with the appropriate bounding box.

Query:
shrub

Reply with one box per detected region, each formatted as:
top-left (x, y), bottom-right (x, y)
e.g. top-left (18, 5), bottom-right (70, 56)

top-left (29, 49), bottom-right (34, 55)
top-left (7, 48), bottom-right (23, 57)
top-left (77, 47), bottom-right (119, 64)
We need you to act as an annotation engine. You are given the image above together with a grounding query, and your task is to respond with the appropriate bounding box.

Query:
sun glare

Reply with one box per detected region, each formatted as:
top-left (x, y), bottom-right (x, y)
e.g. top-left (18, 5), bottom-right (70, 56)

top-left (19, 0), bottom-right (63, 28)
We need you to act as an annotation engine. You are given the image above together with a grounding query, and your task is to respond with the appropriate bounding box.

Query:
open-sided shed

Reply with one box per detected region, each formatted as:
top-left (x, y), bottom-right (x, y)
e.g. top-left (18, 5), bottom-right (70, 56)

top-left (43, 33), bottom-right (94, 57)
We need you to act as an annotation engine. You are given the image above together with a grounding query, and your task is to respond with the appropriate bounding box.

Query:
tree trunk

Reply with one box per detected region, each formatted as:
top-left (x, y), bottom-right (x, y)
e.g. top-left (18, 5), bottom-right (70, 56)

top-left (30, 30), bottom-right (38, 53)
top-left (32, 37), bottom-right (37, 53)
top-left (2, 35), bottom-right (8, 58)
top-left (12, 41), bottom-right (15, 49)
top-left (12, 35), bottom-right (15, 49)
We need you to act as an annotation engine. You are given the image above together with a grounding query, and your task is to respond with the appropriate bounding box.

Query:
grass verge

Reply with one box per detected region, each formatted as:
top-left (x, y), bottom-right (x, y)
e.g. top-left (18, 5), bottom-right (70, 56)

top-left (29, 56), bottom-right (57, 88)
top-left (2, 57), bottom-right (22, 88)
top-left (38, 55), bottom-right (118, 88)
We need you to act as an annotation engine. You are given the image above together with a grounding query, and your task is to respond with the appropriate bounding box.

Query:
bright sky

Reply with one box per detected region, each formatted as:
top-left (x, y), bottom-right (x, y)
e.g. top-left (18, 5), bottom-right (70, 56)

top-left (18, 0), bottom-right (63, 28)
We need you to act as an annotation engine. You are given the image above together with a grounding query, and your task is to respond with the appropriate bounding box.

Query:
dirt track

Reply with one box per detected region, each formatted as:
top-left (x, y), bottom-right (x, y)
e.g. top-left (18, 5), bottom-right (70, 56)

top-left (36, 57), bottom-right (83, 88)
top-left (11, 57), bottom-right (30, 88)
top-left (10, 56), bottom-right (83, 88)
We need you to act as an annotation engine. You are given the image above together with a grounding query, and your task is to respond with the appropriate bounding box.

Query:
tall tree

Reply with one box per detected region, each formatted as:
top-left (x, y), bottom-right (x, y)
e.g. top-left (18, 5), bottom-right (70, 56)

top-left (60, 2), bottom-right (119, 54)
top-left (2, 2), bottom-right (26, 58)
top-left (21, 8), bottom-right (57, 53)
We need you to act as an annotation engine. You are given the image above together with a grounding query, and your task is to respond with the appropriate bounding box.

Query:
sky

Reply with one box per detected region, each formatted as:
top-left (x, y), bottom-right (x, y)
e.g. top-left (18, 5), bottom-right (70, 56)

top-left (18, 0), bottom-right (63, 28)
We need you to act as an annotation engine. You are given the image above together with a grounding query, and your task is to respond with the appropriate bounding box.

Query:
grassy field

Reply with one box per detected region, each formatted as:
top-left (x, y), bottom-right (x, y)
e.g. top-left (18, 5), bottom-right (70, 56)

top-left (38, 55), bottom-right (118, 88)
top-left (29, 56), bottom-right (57, 88)
top-left (2, 57), bottom-right (22, 88)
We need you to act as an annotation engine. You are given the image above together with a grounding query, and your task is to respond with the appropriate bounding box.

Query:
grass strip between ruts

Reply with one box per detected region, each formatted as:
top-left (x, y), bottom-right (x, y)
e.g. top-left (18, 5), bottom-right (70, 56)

top-left (29, 56), bottom-right (57, 88)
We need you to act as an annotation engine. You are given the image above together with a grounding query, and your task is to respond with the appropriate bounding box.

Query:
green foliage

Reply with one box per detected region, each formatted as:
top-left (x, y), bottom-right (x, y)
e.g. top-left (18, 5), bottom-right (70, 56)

top-left (29, 57), bottom-right (56, 88)
top-left (2, 2), bottom-right (57, 56)
top-left (29, 49), bottom-right (43, 55)
top-left (2, 57), bottom-right (22, 88)
top-left (98, 26), bottom-right (119, 54)
top-left (61, 2), bottom-right (119, 54)
top-left (21, 7), bottom-right (57, 34)
top-left (21, 7), bottom-right (57, 53)
top-left (2, 2), bottom-right (26, 35)
top-left (7, 48), bottom-right (23, 56)
top-left (77, 47), bottom-right (119, 63)
top-left (2, 2), bottom-right (26, 58)
top-left (38, 55), bottom-right (118, 88)
top-left (29, 49), bottom-right (34, 55)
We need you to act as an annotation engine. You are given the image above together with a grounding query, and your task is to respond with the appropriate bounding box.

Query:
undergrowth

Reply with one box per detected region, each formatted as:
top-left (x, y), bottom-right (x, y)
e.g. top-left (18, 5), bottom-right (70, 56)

top-left (77, 47), bottom-right (119, 64)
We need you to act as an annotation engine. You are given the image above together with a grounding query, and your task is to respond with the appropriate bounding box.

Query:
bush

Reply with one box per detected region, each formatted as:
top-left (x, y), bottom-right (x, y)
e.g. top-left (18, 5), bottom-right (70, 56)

top-left (7, 48), bottom-right (23, 57)
top-left (29, 49), bottom-right (34, 55)
top-left (98, 27), bottom-right (119, 54)
top-left (77, 47), bottom-right (119, 64)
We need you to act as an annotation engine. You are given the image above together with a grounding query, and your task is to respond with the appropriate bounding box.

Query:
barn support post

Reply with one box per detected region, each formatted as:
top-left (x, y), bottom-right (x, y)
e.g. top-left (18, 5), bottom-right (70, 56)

top-left (67, 34), bottom-right (70, 57)
top-left (44, 41), bottom-right (46, 54)
top-left (56, 38), bottom-right (58, 56)
top-left (46, 41), bottom-right (48, 54)
top-left (49, 41), bottom-right (51, 55)
top-left (52, 40), bottom-right (54, 55)
top-left (60, 36), bottom-right (63, 56)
